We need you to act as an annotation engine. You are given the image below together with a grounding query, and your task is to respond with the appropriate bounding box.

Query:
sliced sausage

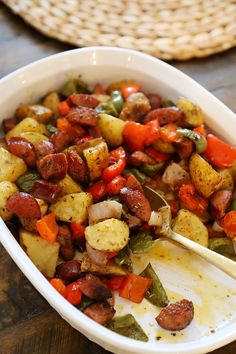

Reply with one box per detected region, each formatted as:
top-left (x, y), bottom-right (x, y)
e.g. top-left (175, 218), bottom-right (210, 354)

top-left (57, 225), bottom-right (75, 261)
top-left (7, 136), bottom-right (36, 167)
top-left (56, 260), bottom-right (81, 281)
top-left (147, 93), bottom-right (161, 110)
top-left (128, 151), bottom-right (156, 166)
top-left (120, 187), bottom-right (151, 222)
top-left (31, 180), bottom-right (62, 204)
top-left (66, 150), bottom-right (88, 183)
top-left (174, 137), bottom-right (193, 159)
top-left (78, 274), bottom-right (112, 301)
top-left (2, 117), bottom-right (17, 133)
top-left (84, 302), bottom-right (115, 325)
top-left (6, 192), bottom-right (41, 219)
top-left (144, 107), bottom-right (185, 125)
top-left (210, 190), bottom-right (232, 220)
top-left (50, 130), bottom-right (71, 152)
top-left (156, 299), bottom-right (194, 331)
top-left (125, 174), bottom-right (143, 193)
top-left (120, 93), bottom-right (151, 121)
top-left (69, 93), bottom-right (99, 108)
top-left (66, 106), bottom-right (98, 127)
top-left (38, 153), bottom-right (68, 181)
top-left (36, 140), bottom-right (54, 159)
top-left (92, 83), bottom-right (106, 95)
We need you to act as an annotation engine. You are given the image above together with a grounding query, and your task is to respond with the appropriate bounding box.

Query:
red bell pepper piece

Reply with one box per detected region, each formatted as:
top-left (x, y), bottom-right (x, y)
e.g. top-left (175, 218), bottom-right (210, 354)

top-left (86, 180), bottom-right (107, 200)
top-left (123, 122), bottom-right (149, 152)
top-left (66, 281), bottom-right (82, 305)
top-left (220, 210), bottom-right (236, 241)
top-left (119, 273), bottom-right (152, 304)
top-left (102, 147), bottom-right (126, 182)
top-left (159, 123), bottom-right (180, 143)
top-left (120, 83), bottom-right (141, 100)
top-left (92, 83), bottom-right (106, 95)
top-left (145, 119), bottom-right (160, 145)
top-left (36, 213), bottom-right (59, 243)
top-left (178, 183), bottom-right (208, 213)
top-left (193, 124), bottom-right (206, 136)
top-left (59, 101), bottom-right (70, 116)
top-left (204, 134), bottom-right (236, 168)
top-left (144, 147), bottom-right (170, 162)
top-left (106, 175), bottom-right (126, 195)
top-left (50, 278), bottom-right (66, 297)
top-left (106, 276), bottom-right (126, 291)
top-left (70, 223), bottom-right (85, 242)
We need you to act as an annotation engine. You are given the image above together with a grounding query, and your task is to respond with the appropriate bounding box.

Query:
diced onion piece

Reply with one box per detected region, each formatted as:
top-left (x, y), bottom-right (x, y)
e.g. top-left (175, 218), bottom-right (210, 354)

top-left (86, 242), bottom-right (109, 265)
top-left (88, 200), bottom-right (122, 225)
top-left (159, 206), bottom-right (171, 235)
top-left (148, 211), bottom-right (162, 226)
top-left (212, 220), bottom-right (224, 232)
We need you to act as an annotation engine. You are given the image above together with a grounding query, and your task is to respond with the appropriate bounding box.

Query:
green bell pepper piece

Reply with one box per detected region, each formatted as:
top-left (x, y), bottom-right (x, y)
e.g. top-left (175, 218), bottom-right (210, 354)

top-left (107, 314), bottom-right (148, 342)
top-left (140, 263), bottom-right (169, 307)
top-left (129, 232), bottom-right (154, 254)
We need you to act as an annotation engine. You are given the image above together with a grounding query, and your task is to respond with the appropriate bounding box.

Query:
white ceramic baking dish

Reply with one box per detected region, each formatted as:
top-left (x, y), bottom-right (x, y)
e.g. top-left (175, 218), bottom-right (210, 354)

top-left (0, 47), bottom-right (236, 354)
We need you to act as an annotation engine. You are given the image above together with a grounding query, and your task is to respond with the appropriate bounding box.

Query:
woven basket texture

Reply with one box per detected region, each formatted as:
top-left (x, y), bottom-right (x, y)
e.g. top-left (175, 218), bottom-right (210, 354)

top-left (2, 0), bottom-right (236, 60)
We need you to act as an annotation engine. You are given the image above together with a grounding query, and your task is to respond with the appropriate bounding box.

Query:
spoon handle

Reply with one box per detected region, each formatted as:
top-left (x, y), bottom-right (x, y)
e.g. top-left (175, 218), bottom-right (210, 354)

top-left (169, 230), bottom-right (236, 280)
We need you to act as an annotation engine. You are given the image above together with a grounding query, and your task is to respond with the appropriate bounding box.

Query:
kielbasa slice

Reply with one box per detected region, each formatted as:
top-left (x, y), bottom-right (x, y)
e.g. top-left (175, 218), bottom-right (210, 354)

top-left (78, 274), bottom-right (112, 301)
top-left (2, 117), bottom-right (17, 133)
top-left (7, 136), bottom-right (36, 167)
top-left (50, 130), bottom-right (71, 152)
top-left (57, 224), bottom-right (75, 261)
top-left (84, 302), bottom-right (115, 325)
top-left (147, 94), bottom-right (161, 110)
top-left (66, 106), bottom-right (98, 127)
top-left (128, 151), bottom-right (156, 166)
top-left (66, 150), bottom-right (88, 182)
top-left (144, 107), bottom-right (185, 125)
top-left (56, 260), bottom-right (81, 281)
top-left (69, 93), bottom-right (99, 108)
top-left (120, 187), bottom-right (151, 222)
top-left (38, 153), bottom-right (68, 181)
top-left (156, 299), bottom-right (194, 331)
top-left (6, 192), bottom-right (41, 219)
top-left (31, 180), bottom-right (62, 204)
top-left (210, 190), bottom-right (232, 220)
top-left (36, 140), bottom-right (54, 159)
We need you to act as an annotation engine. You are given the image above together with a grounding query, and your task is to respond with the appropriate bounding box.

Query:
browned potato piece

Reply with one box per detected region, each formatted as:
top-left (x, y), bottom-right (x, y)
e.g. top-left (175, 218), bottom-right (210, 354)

top-left (81, 252), bottom-right (126, 276)
top-left (189, 154), bottom-right (222, 198)
top-left (152, 139), bottom-right (176, 154)
top-left (42, 91), bottom-right (60, 115)
top-left (20, 229), bottom-right (59, 278)
top-left (176, 97), bottom-right (204, 127)
top-left (15, 104), bottom-right (53, 123)
top-left (83, 141), bottom-right (109, 180)
top-left (218, 169), bottom-right (234, 191)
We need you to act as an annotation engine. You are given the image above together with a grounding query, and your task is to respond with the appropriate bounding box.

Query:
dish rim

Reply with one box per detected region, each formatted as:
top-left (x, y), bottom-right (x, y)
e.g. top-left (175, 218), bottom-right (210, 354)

top-left (0, 46), bottom-right (236, 354)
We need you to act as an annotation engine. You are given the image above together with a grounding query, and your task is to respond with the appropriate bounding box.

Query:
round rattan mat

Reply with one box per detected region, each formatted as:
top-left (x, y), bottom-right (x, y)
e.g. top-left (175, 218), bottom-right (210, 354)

top-left (2, 0), bottom-right (236, 60)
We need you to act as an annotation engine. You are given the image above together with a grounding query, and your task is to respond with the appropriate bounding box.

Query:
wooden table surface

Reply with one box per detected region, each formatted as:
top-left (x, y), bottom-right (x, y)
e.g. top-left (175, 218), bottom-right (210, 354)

top-left (0, 3), bottom-right (236, 354)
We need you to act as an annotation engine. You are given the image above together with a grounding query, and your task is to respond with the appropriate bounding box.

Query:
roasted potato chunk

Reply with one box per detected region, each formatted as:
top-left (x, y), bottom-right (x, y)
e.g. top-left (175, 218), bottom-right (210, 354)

top-left (42, 91), bottom-right (60, 115)
top-left (85, 218), bottom-right (129, 252)
top-left (98, 113), bottom-right (126, 147)
top-left (0, 181), bottom-right (19, 221)
top-left (172, 209), bottom-right (208, 247)
top-left (218, 169), bottom-right (234, 191)
top-left (6, 117), bottom-right (49, 139)
top-left (83, 141), bottom-right (109, 180)
top-left (189, 154), bottom-right (222, 198)
top-left (0, 147), bottom-right (27, 182)
top-left (18, 132), bottom-right (49, 148)
top-left (20, 229), bottom-right (59, 278)
top-left (49, 192), bottom-right (93, 223)
top-left (15, 104), bottom-right (53, 123)
top-left (176, 97), bottom-right (204, 127)
top-left (58, 174), bottom-right (82, 195)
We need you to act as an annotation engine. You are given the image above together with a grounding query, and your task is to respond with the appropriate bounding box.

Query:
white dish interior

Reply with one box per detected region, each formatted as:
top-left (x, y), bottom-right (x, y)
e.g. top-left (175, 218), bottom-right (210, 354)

top-left (0, 47), bottom-right (236, 354)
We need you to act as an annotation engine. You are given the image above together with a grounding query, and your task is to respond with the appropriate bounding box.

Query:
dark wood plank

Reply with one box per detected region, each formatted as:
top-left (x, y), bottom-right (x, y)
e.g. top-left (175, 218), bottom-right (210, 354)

top-left (0, 3), bottom-right (235, 354)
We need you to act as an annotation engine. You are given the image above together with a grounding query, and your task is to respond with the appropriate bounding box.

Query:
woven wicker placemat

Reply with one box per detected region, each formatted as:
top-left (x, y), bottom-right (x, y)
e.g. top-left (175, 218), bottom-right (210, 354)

top-left (2, 0), bottom-right (236, 60)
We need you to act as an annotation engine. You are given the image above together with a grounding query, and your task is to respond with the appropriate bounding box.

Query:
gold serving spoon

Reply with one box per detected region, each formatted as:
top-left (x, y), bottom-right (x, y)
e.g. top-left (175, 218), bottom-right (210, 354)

top-left (143, 185), bottom-right (236, 280)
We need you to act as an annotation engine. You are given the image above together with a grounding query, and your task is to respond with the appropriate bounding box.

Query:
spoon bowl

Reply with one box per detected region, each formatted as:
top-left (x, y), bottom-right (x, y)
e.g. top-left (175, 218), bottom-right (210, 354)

top-left (143, 185), bottom-right (236, 280)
